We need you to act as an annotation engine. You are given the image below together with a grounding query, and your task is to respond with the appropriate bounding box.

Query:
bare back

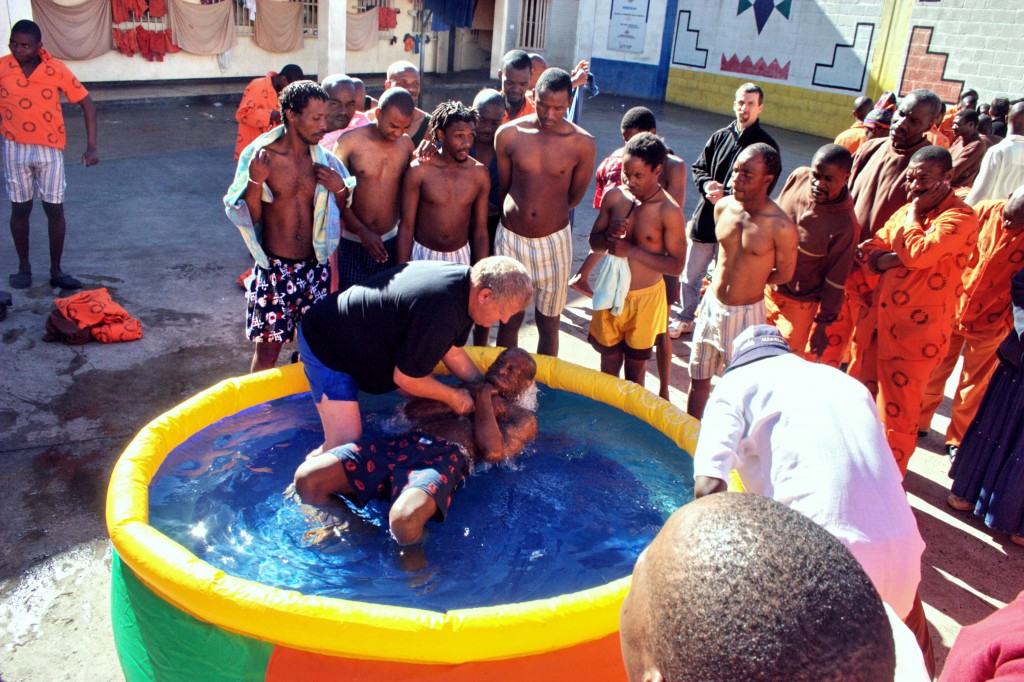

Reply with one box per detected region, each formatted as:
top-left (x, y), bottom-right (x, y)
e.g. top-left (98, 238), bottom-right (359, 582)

top-left (404, 156), bottom-right (489, 251)
top-left (333, 125), bottom-right (413, 235)
top-left (404, 397), bottom-right (537, 462)
top-left (712, 196), bottom-right (798, 305)
top-left (497, 116), bottom-right (596, 238)
top-left (258, 137), bottom-right (317, 259)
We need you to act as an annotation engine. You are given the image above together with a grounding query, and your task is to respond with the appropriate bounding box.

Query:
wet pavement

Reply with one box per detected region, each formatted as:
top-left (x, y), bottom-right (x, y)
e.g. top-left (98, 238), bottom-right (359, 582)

top-left (0, 76), bottom-right (1020, 681)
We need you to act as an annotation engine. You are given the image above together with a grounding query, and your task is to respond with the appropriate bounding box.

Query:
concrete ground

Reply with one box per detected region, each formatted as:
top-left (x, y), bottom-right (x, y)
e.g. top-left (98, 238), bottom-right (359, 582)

top-left (0, 75), bottom-right (1020, 681)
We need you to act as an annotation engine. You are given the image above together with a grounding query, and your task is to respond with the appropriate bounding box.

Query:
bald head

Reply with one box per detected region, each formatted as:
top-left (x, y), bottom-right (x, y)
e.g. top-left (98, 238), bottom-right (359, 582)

top-left (854, 96), bottom-right (874, 121)
top-left (1009, 102), bottom-right (1024, 135)
top-left (620, 494), bottom-right (896, 682)
top-left (528, 53), bottom-right (548, 89)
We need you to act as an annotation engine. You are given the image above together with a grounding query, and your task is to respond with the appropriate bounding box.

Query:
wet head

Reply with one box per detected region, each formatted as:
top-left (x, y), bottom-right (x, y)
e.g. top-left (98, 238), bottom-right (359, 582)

top-left (809, 143), bottom-right (852, 203)
top-left (485, 348), bottom-right (537, 400)
top-left (375, 88), bottom-right (415, 142)
top-left (890, 89), bottom-right (940, 150)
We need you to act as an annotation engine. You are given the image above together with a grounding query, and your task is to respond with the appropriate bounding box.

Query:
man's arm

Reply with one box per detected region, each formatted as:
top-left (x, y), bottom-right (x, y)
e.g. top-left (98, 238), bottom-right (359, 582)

top-left (567, 134), bottom-right (597, 210)
top-left (608, 202), bottom-right (688, 275)
top-left (495, 124), bottom-right (514, 208)
top-left (440, 345), bottom-right (485, 384)
top-left (397, 163), bottom-right (423, 264)
top-left (766, 216), bottom-right (799, 284)
top-left (393, 368), bottom-right (474, 415)
top-left (588, 188), bottom-right (619, 252)
top-left (243, 149), bottom-right (271, 224)
top-left (470, 168), bottom-right (490, 262)
top-left (663, 157), bottom-right (687, 209)
top-left (77, 95), bottom-right (98, 166)
top-left (692, 388), bottom-right (746, 497)
top-left (471, 383), bottom-right (505, 461)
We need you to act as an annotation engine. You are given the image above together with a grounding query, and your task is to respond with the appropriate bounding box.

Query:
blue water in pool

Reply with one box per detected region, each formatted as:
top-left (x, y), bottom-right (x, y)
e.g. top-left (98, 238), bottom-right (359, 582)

top-left (148, 386), bottom-right (693, 612)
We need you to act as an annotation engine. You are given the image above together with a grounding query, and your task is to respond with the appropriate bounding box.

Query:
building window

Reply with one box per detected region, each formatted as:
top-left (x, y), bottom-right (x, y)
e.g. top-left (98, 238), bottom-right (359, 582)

top-left (517, 0), bottom-right (548, 50)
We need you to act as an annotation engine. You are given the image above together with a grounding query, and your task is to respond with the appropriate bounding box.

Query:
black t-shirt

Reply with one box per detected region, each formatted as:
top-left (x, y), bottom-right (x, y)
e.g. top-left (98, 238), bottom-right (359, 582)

top-left (301, 261), bottom-right (473, 394)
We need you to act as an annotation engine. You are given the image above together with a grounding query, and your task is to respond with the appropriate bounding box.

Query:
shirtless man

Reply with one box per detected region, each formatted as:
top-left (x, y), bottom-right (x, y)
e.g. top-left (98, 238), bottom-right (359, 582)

top-left (686, 143), bottom-right (797, 418)
top-left (225, 81), bottom-right (351, 372)
top-left (498, 50), bottom-right (534, 124)
top-left (495, 67), bottom-right (596, 357)
top-left (373, 61), bottom-right (432, 146)
top-left (587, 133), bottom-right (686, 387)
top-left (398, 101), bottom-right (490, 265)
top-left (331, 87), bottom-right (415, 291)
top-left (293, 348), bottom-right (538, 545)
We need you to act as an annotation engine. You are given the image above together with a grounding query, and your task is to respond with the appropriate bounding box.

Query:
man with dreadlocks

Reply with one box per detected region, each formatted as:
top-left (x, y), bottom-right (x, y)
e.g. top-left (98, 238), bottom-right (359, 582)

top-left (398, 101), bottom-right (490, 265)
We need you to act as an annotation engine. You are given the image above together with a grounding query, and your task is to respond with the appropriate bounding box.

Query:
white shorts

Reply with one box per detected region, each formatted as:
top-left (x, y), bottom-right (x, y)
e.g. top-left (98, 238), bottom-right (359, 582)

top-left (411, 239), bottom-right (471, 265)
top-left (3, 139), bottom-right (65, 203)
top-left (495, 222), bottom-right (572, 318)
top-left (689, 290), bottom-right (766, 380)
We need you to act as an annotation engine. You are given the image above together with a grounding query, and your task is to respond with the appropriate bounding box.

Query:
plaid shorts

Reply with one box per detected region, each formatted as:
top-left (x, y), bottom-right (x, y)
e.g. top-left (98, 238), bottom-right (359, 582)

top-left (335, 234), bottom-right (397, 292)
top-left (3, 139), bottom-right (65, 203)
top-left (246, 254), bottom-right (330, 343)
top-left (495, 223), bottom-right (572, 317)
top-left (689, 290), bottom-right (766, 380)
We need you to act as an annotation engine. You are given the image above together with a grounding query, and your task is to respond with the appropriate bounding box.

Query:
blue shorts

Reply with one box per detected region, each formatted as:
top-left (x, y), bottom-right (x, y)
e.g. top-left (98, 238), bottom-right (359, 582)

top-left (328, 431), bottom-right (469, 521)
top-left (297, 327), bottom-right (359, 403)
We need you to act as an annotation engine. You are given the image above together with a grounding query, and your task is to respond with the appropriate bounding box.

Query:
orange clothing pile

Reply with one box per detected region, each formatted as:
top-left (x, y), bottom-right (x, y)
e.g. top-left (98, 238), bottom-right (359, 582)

top-left (113, 27), bottom-right (180, 61)
top-left (849, 192), bottom-right (979, 474)
top-left (834, 120), bottom-right (868, 155)
top-left (234, 72), bottom-right (281, 160)
top-left (920, 199), bottom-right (1024, 445)
top-left (49, 288), bottom-right (143, 343)
top-left (0, 49), bottom-right (88, 150)
top-left (112, 0), bottom-right (148, 23)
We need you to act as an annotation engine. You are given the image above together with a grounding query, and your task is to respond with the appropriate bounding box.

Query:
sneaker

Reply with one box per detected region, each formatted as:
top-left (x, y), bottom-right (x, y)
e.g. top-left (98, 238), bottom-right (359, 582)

top-left (668, 318), bottom-right (694, 339)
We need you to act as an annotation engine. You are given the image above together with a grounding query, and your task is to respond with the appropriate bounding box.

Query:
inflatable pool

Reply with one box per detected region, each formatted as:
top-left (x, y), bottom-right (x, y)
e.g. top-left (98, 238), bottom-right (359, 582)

top-left (107, 348), bottom-right (700, 681)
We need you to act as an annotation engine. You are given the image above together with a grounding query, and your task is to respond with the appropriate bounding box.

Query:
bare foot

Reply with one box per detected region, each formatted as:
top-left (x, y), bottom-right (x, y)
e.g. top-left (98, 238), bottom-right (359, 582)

top-left (568, 273), bottom-right (593, 298)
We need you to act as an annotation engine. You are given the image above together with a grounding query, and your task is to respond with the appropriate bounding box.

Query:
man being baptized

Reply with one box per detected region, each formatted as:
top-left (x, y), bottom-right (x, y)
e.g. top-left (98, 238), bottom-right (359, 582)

top-left (293, 348), bottom-right (538, 545)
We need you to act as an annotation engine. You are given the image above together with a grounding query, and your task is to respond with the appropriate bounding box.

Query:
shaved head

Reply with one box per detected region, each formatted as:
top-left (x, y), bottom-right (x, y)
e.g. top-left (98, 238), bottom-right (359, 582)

top-left (910, 144), bottom-right (953, 173)
top-left (813, 143), bottom-right (853, 174)
top-left (854, 96), bottom-right (874, 121)
top-left (1009, 102), bottom-right (1024, 135)
top-left (379, 87), bottom-right (415, 116)
top-left (473, 88), bottom-right (505, 110)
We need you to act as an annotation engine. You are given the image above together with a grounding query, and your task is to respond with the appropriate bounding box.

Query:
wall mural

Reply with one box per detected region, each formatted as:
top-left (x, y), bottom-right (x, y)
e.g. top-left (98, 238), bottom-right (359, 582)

top-left (671, 0), bottom-right (877, 94)
top-left (898, 26), bottom-right (964, 103)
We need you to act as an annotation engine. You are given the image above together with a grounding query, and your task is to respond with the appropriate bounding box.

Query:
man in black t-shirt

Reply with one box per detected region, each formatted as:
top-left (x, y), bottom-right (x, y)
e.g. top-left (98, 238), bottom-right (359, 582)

top-left (297, 256), bottom-right (533, 455)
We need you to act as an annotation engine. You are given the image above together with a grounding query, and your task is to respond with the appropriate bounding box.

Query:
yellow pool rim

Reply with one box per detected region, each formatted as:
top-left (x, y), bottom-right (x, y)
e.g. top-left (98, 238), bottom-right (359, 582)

top-left (106, 347), bottom-right (701, 664)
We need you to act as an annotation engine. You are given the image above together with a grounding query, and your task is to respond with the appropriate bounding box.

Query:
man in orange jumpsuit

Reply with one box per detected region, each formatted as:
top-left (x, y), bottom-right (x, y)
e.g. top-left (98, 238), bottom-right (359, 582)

top-left (233, 64), bottom-right (304, 160)
top-left (834, 95), bottom-right (874, 155)
top-left (821, 89), bottom-right (940, 367)
top-left (918, 186), bottom-right (1024, 455)
top-left (766, 144), bottom-right (859, 364)
top-left (849, 146), bottom-right (980, 474)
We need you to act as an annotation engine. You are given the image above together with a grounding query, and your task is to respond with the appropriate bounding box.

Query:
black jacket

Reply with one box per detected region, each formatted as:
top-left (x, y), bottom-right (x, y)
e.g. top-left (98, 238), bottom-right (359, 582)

top-left (689, 120), bottom-right (780, 243)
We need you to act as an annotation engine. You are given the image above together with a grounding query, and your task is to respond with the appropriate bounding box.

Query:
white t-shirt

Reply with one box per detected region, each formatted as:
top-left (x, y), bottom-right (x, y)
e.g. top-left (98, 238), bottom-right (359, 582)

top-left (693, 353), bottom-right (925, 619)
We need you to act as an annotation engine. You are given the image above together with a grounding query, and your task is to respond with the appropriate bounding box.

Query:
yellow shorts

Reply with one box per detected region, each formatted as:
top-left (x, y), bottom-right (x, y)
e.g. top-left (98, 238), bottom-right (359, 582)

top-left (589, 280), bottom-right (667, 358)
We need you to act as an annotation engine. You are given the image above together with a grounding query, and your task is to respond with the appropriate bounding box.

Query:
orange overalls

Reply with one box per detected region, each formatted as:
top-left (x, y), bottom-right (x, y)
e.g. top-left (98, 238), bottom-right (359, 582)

top-left (918, 199), bottom-right (1024, 446)
top-left (234, 73), bottom-right (281, 160)
top-left (848, 192), bottom-right (980, 474)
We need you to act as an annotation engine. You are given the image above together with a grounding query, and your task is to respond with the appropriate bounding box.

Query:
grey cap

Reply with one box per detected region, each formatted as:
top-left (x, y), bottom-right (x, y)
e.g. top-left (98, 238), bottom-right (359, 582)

top-left (728, 324), bottom-right (791, 371)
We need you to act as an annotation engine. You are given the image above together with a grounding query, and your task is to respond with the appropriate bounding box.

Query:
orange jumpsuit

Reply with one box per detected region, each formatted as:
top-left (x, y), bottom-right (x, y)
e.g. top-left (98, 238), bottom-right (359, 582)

top-left (918, 200), bottom-right (1024, 446)
top-left (848, 192), bottom-right (979, 474)
top-left (234, 72), bottom-right (281, 160)
top-left (766, 167), bottom-right (859, 363)
top-left (820, 136), bottom-right (930, 367)
top-left (925, 126), bottom-right (951, 149)
top-left (938, 105), bottom-right (960, 142)
top-left (501, 94), bottom-right (535, 124)
top-left (834, 120), bottom-right (868, 155)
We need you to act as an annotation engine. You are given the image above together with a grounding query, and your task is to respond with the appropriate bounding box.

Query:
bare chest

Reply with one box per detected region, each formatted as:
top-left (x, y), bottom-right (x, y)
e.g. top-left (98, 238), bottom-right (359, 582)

top-left (348, 144), bottom-right (408, 186)
top-left (266, 153), bottom-right (316, 201)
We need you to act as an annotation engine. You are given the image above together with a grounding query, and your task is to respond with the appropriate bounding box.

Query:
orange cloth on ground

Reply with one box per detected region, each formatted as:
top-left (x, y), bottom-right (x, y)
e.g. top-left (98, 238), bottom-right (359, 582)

top-left (771, 166), bottom-right (860, 363)
top-left (925, 126), bottom-right (951, 149)
top-left (834, 120), bottom-right (868, 155)
top-left (821, 137), bottom-right (927, 366)
top-left (234, 72), bottom-right (281, 160)
top-left (501, 95), bottom-right (535, 124)
top-left (0, 49), bottom-right (88, 150)
top-left (919, 199), bottom-right (1024, 444)
top-left (949, 136), bottom-right (989, 188)
top-left (53, 288), bottom-right (143, 343)
top-left (848, 192), bottom-right (979, 474)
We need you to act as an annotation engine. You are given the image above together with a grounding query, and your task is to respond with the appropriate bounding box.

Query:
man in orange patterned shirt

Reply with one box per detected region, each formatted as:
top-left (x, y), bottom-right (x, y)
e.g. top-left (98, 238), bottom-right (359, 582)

top-left (918, 186), bottom-right (1024, 455)
top-left (233, 64), bottom-right (303, 160)
top-left (848, 146), bottom-right (980, 475)
top-left (1, 20), bottom-right (97, 291)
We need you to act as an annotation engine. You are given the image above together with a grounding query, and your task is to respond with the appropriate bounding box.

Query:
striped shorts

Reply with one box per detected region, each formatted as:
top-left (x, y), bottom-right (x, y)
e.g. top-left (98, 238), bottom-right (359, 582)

top-left (3, 139), bottom-right (65, 203)
top-left (689, 289), bottom-right (766, 380)
top-left (411, 239), bottom-right (471, 265)
top-left (495, 223), bottom-right (572, 317)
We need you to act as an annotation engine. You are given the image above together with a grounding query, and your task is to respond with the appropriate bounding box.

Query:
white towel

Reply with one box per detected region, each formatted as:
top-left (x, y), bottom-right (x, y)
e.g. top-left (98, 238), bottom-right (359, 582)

top-left (591, 255), bottom-right (631, 316)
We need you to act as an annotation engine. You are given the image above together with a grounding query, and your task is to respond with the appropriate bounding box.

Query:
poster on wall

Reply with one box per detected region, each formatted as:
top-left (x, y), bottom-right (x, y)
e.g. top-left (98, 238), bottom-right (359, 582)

top-left (607, 0), bottom-right (650, 54)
